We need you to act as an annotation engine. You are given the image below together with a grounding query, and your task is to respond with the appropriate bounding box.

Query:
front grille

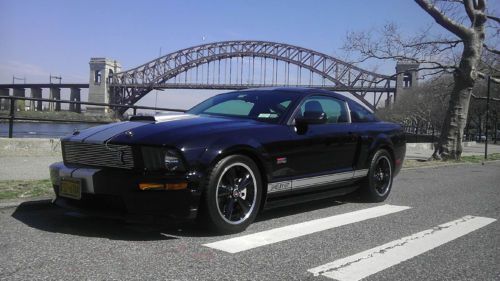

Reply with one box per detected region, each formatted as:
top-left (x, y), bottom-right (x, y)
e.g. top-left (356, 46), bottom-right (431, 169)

top-left (62, 142), bottom-right (135, 169)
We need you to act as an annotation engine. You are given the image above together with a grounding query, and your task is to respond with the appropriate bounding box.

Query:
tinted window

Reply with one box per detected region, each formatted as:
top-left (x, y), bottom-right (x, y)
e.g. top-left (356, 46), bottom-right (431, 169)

top-left (297, 95), bottom-right (349, 123)
top-left (349, 101), bottom-right (378, 122)
top-left (187, 91), bottom-right (299, 123)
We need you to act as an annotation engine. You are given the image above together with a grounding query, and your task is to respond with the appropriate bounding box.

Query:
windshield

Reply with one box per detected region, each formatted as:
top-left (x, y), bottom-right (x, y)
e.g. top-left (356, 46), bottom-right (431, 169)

top-left (186, 91), bottom-right (299, 123)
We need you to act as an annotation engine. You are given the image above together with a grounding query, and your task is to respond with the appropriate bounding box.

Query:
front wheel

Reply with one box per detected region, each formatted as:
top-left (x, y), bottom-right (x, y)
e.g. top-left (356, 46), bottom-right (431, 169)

top-left (360, 149), bottom-right (393, 202)
top-left (199, 155), bottom-right (262, 233)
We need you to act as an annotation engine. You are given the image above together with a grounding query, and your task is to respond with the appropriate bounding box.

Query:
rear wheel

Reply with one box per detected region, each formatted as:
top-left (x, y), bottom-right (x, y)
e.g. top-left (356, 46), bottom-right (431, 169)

top-left (360, 149), bottom-right (393, 202)
top-left (199, 155), bottom-right (262, 233)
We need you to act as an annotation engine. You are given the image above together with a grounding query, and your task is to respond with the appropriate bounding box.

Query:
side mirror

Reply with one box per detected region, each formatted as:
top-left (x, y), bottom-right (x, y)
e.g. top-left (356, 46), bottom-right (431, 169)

top-left (295, 112), bottom-right (328, 126)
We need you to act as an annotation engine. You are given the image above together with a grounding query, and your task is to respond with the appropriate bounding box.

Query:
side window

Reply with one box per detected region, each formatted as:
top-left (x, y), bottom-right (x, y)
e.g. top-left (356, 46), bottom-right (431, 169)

top-left (349, 102), bottom-right (377, 122)
top-left (299, 96), bottom-right (349, 123)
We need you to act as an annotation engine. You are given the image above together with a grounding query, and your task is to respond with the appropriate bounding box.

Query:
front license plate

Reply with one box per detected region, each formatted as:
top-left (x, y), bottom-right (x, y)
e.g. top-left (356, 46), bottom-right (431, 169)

top-left (59, 178), bottom-right (82, 200)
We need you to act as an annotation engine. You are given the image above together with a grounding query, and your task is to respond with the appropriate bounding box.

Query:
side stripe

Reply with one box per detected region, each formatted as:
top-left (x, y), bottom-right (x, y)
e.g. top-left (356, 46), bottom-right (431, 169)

top-left (268, 169), bottom-right (369, 194)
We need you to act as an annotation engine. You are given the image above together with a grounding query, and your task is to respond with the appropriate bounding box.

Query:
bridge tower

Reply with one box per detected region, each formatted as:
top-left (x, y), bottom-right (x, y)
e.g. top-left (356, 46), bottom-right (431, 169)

top-left (87, 58), bottom-right (121, 115)
top-left (395, 60), bottom-right (419, 103)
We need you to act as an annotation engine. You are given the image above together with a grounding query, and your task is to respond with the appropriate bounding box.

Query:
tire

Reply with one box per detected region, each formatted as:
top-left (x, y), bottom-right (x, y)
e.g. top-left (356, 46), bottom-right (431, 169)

top-left (199, 155), bottom-right (262, 233)
top-left (360, 149), bottom-right (393, 202)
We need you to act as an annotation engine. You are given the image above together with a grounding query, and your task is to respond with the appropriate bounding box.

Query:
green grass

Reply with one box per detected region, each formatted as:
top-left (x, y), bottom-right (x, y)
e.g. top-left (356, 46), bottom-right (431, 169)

top-left (404, 153), bottom-right (500, 168)
top-left (0, 179), bottom-right (53, 201)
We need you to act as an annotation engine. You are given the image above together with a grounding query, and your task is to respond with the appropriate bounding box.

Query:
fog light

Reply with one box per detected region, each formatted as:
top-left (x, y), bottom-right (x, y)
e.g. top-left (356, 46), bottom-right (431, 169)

top-left (139, 183), bottom-right (165, 190)
top-left (138, 182), bottom-right (188, 190)
top-left (165, 183), bottom-right (188, 190)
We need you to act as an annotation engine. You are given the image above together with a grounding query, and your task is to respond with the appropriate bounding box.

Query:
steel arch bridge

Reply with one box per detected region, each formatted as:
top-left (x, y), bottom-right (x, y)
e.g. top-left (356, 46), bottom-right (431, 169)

top-left (110, 40), bottom-right (396, 114)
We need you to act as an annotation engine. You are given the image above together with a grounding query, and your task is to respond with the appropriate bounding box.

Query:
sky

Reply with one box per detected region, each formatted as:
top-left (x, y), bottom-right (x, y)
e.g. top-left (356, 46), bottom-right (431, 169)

top-left (0, 0), bottom-right (497, 109)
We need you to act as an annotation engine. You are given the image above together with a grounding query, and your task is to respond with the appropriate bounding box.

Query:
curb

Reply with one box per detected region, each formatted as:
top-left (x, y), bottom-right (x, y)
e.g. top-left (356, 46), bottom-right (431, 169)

top-left (402, 159), bottom-right (500, 171)
top-left (0, 197), bottom-right (53, 210)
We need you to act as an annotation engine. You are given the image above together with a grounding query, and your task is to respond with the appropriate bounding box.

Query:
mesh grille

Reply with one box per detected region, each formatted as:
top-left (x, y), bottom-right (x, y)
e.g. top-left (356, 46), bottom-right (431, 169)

top-left (62, 142), bottom-right (134, 169)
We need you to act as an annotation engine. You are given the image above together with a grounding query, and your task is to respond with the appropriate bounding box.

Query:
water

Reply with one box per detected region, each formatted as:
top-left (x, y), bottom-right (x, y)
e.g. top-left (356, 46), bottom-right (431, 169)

top-left (0, 121), bottom-right (102, 138)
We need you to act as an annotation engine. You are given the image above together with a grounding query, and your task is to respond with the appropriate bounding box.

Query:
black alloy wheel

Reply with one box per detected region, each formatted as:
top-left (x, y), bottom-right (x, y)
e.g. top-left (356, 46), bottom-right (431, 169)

top-left (361, 149), bottom-right (393, 202)
top-left (199, 155), bottom-right (262, 233)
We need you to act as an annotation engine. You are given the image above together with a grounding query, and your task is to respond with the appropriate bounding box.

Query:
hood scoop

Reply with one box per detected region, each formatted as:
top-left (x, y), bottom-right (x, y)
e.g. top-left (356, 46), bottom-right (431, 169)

top-left (129, 114), bottom-right (196, 123)
top-left (129, 115), bottom-right (156, 122)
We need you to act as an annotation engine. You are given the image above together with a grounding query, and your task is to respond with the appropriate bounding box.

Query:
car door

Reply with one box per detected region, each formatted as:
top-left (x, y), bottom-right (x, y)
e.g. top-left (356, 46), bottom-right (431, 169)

top-left (285, 95), bottom-right (359, 182)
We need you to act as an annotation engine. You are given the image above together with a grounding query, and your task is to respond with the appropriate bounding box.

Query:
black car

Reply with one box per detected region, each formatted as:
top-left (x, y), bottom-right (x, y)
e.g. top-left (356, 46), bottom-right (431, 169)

top-left (50, 88), bottom-right (405, 233)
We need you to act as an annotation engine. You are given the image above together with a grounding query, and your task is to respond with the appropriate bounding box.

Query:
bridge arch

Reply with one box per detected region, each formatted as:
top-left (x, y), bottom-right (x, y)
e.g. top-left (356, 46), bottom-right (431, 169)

top-left (111, 40), bottom-right (395, 113)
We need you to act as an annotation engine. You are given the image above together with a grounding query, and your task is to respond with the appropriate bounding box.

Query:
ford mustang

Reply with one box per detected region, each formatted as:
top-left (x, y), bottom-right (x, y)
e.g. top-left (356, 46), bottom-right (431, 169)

top-left (49, 88), bottom-right (405, 233)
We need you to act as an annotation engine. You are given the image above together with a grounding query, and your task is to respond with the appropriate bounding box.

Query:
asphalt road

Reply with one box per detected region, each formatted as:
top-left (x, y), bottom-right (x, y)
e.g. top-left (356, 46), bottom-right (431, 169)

top-left (1, 162), bottom-right (499, 281)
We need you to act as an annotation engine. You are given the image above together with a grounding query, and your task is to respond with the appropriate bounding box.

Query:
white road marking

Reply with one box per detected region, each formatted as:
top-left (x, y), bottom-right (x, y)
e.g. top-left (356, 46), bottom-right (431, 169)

top-left (203, 204), bottom-right (411, 253)
top-left (308, 215), bottom-right (496, 281)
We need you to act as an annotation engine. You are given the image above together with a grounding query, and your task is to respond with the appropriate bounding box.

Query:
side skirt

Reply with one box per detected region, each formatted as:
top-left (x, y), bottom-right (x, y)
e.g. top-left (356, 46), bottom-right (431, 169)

top-left (263, 184), bottom-right (359, 210)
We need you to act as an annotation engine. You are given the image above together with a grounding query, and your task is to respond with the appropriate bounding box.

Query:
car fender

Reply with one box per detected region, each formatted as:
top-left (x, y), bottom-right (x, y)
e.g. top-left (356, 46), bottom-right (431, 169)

top-left (366, 133), bottom-right (395, 167)
top-left (197, 136), bottom-right (272, 181)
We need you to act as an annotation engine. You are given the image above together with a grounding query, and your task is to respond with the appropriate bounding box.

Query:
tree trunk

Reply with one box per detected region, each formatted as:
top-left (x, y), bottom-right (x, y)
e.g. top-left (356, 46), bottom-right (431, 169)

top-left (433, 32), bottom-right (484, 160)
top-left (433, 78), bottom-right (473, 159)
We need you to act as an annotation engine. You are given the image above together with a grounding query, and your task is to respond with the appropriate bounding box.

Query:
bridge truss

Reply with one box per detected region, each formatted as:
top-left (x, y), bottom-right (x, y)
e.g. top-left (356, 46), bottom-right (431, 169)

top-left (110, 40), bottom-right (396, 114)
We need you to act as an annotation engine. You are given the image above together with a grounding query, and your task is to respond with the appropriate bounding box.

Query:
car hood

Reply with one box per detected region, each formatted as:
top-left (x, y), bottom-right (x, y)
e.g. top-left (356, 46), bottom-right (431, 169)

top-left (63, 114), bottom-right (272, 146)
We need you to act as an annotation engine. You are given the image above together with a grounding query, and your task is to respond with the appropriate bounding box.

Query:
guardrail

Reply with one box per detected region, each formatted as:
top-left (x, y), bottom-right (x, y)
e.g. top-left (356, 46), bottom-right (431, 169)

top-left (0, 96), bottom-right (186, 138)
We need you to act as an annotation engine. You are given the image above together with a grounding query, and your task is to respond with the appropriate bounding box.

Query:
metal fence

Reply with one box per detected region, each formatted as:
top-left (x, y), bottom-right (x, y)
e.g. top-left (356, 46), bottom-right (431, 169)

top-left (0, 96), bottom-right (186, 138)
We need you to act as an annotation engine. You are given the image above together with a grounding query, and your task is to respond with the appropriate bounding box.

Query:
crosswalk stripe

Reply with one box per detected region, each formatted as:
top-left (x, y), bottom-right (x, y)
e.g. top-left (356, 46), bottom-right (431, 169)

top-left (203, 204), bottom-right (411, 253)
top-left (308, 215), bottom-right (496, 281)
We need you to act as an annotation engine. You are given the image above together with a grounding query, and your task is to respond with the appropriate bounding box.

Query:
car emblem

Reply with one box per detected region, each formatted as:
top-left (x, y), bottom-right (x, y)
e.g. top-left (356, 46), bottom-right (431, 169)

top-left (276, 157), bottom-right (287, 164)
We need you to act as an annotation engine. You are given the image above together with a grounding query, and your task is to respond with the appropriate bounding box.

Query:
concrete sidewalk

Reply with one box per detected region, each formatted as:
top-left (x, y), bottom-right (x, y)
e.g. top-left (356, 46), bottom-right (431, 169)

top-left (406, 142), bottom-right (500, 160)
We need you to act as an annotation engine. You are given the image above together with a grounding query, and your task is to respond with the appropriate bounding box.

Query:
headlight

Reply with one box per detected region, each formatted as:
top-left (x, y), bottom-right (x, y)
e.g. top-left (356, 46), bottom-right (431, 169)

top-left (142, 147), bottom-right (185, 172)
top-left (164, 150), bottom-right (185, 171)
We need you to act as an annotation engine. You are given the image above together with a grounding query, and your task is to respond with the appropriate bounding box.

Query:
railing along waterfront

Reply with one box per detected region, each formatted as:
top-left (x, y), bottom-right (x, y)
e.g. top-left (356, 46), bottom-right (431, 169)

top-left (0, 96), bottom-right (186, 138)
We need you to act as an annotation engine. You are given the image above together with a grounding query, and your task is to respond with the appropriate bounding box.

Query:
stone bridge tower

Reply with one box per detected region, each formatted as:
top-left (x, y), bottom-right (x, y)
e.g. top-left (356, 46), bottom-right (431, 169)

top-left (395, 60), bottom-right (419, 102)
top-left (87, 58), bottom-right (121, 115)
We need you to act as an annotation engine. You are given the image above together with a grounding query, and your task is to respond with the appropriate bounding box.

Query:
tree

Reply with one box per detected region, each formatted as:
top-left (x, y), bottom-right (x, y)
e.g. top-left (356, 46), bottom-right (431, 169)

top-left (344, 0), bottom-right (500, 160)
top-left (376, 76), bottom-right (451, 136)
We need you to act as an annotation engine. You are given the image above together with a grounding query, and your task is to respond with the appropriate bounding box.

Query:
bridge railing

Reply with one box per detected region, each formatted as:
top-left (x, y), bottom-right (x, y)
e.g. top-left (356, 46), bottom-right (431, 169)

top-left (0, 96), bottom-right (186, 138)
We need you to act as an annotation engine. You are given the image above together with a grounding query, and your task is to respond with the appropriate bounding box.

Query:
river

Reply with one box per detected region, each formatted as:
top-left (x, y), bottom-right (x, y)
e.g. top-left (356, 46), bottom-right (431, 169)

top-left (0, 121), bottom-right (102, 138)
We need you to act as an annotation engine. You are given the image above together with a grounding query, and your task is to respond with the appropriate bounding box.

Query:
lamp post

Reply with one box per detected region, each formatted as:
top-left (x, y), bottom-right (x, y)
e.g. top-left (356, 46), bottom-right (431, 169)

top-left (484, 75), bottom-right (491, 160)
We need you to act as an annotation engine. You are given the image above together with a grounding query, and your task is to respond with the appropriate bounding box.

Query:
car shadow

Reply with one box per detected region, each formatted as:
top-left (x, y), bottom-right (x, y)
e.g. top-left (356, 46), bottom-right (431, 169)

top-left (12, 194), bottom-right (361, 240)
top-left (11, 201), bottom-right (180, 241)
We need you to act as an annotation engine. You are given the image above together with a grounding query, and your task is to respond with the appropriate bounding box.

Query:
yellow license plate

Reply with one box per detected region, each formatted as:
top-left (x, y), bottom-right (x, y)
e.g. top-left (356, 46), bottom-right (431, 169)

top-left (59, 178), bottom-right (82, 200)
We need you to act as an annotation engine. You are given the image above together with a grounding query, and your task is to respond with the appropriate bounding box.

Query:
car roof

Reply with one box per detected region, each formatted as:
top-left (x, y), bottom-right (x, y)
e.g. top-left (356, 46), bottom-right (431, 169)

top-left (238, 87), bottom-right (350, 101)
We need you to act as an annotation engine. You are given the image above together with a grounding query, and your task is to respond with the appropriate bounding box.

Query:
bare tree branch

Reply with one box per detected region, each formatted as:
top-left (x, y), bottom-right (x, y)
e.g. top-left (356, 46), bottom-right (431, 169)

top-left (483, 43), bottom-right (500, 55)
top-left (476, 71), bottom-right (500, 83)
top-left (464, 0), bottom-right (476, 23)
top-left (414, 0), bottom-right (471, 38)
top-left (486, 15), bottom-right (500, 24)
top-left (471, 94), bottom-right (500, 101)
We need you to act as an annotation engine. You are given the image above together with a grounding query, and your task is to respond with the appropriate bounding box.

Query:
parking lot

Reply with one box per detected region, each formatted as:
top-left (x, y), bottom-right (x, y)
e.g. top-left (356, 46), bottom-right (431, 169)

top-left (1, 162), bottom-right (499, 281)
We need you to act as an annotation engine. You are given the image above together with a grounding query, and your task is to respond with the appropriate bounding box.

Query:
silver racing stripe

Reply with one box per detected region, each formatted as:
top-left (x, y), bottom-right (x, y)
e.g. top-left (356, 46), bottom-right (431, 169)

top-left (82, 121), bottom-right (148, 143)
top-left (353, 169), bottom-right (369, 178)
top-left (154, 114), bottom-right (197, 123)
top-left (268, 169), bottom-right (369, 194)
top-left (71, 114), bottom-right (196, 144)
top-left (293, 171), bottom-right (353, 190)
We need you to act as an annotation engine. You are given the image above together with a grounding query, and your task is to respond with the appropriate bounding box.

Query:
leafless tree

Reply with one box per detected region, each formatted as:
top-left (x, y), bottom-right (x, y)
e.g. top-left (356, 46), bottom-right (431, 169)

top-left (376, 76), bottom-right (451, 133)
top-left (343, 0), bottom-right (500, 160)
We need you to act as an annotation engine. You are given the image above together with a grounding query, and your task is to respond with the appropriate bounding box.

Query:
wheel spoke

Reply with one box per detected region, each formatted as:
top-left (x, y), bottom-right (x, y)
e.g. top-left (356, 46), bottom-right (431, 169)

top-left (224, 167), bottom-right (237, 187)
top-left (236, 197), bottom-right (251, 214)
top-left (237, 173), bottom-right (252, 191)
top-left (218, 185), bottom-right (232, 197)
top-left (224, 198), bottom-right (236, 219)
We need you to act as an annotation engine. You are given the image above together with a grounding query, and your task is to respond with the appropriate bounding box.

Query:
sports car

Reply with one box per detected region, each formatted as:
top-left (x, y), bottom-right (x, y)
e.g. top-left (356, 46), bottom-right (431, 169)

top-left (49, 88), bottom-right (405, 233)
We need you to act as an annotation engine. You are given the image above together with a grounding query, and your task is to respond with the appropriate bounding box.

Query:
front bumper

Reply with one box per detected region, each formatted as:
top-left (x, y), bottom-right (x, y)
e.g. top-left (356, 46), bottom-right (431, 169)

top-left (49, 162), bottom-right (202, 220)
